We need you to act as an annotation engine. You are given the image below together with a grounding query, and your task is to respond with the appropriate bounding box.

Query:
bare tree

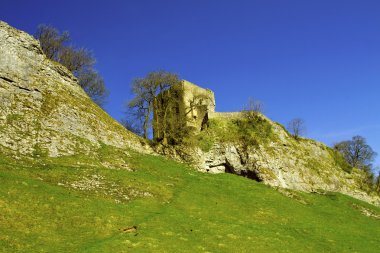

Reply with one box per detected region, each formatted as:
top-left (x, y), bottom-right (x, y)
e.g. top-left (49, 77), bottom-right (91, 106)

top-left (126, 71), bottom-right (179, 140)
top-left (244, 97), bottom-right (263, 113)
top-left (35, 24), bottom-right (69, 60)
top-left (242, 97), bottom-right (263, 122)
top-left (287, 118), bottom-right (306, 140)
top-left (120, 118), bottom-right (144, 137)
top-left (333, 136), bottom-right (377, 170)
top-left (35, 24), bottom-right (108, 107)
top-left (127, 81), bottom-right (152, 139)
top-left (59, 47), bottom-right (95, 73)
top-left (77, 69), bottom-right (108, 107)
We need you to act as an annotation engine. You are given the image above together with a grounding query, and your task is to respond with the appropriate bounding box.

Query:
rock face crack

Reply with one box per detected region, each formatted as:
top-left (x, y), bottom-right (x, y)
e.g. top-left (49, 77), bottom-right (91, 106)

top-left (0, 76), bottom-right (15, 83)
top-left (16, 86), bottom-right (33, 92)
top-left (1, 78), bottom-right (41, 93)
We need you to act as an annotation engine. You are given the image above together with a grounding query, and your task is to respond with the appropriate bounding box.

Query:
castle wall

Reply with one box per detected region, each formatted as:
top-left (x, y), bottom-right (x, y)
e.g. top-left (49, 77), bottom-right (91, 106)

top-left (153, 80), bottom-right (215, 142)
top-left (208, 112), bottom-right (242, 120)
top-left (180, 80), bottom-right (215, 130)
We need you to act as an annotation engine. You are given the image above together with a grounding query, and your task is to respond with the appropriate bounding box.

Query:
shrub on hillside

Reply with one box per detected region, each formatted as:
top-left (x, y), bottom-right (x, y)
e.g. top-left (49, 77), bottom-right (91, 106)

top-left (35, 24), bottom-right (108, 107)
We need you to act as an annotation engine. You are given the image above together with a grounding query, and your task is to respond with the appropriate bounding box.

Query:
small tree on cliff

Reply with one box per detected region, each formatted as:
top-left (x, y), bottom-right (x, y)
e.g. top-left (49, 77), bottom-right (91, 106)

top-left (120, 117), bottom-right (144, 137)
top-left (333, 136), bottom-right (377, 170)
top-left (35, 24), bottom-right (108, 107)
top-left (287, 118), bottom-right (306, 140)
top-left (126, 71), bottom-right (179, 140)
top-left (77, 69), bottom-right (108, 107)
top-left (242, 97), bottom-right (263, 123)
top-left (35, 24), bottom-right (69, 60)
top-left (334, 136), bottom-right (377, 190)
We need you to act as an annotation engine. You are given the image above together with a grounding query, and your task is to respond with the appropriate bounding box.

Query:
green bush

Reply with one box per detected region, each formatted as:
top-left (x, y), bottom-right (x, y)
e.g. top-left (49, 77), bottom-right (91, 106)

top-left (196, 133), bottom-right (214, 152)
top-left (235, 113), bottom-right (274, 147)
top-left (327, 148), bottom-right (353, 173)
top-left (32, 143), bottom-right (48, 158)
top-left (190, 114), bottom-right (276, 151)
top-left (6, 114), bottom-right (22, 124)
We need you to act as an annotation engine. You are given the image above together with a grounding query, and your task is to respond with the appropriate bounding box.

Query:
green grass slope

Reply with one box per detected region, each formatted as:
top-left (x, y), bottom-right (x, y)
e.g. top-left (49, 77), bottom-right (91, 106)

top-left (0, 147), bottom-right (379, 252)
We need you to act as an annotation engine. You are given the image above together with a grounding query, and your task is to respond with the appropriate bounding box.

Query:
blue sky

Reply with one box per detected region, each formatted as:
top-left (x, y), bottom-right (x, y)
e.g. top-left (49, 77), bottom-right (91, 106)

top-left (2, 0), bottom-right (380, 167)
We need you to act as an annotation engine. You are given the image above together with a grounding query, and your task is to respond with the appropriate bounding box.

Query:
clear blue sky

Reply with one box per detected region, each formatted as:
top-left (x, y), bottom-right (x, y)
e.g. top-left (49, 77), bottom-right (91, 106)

top-left (2, 0), bottom-right (380, 167)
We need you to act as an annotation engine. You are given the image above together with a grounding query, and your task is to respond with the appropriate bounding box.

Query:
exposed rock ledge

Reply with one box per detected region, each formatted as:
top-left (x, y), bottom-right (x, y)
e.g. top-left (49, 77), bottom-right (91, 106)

top-left (0, 21), bottom-right (149, 156)
top-left (157, 114), bottom-right (380, 206)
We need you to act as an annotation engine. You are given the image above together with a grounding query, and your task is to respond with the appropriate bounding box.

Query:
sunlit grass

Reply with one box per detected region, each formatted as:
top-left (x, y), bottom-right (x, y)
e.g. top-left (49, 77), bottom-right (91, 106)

top-left (0, 148), bottom-right (379, 252)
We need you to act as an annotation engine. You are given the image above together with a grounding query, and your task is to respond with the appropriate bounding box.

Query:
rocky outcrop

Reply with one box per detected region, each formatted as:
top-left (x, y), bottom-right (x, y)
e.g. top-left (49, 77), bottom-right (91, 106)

top-left (200, 143), bottom-right (379, 205)
top-left (166, 114), bottom-right (380, 206)
top-left (0, 21), bottom-right (148, 157)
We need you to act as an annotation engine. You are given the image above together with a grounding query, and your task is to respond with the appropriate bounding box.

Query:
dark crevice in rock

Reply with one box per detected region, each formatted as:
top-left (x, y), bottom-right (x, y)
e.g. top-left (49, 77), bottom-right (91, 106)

top-left (201, 113), bottom-right (209, 131)
top-left (207, 164), bottom-right (223, 172)
top-left (223, 162), bottom-right (262, 182)
top-left (0, 76), bottom-right (38, 93)
top-left (240, 170), bottom-right (263, 182)
top-left (223, 162), bottom-right (235, 174)
top-left (21, 43), bottom-right (43, 54)
top-left (0, 76), bottom-right (15, 83)
top-left (14, 85), bottom-right (40, 93)
top-left (237, 149), bottom-right (247, 165)
top-left (17, 86), bottom-right (32, 92)
top-left (7, 81), bottom-right (41, 93)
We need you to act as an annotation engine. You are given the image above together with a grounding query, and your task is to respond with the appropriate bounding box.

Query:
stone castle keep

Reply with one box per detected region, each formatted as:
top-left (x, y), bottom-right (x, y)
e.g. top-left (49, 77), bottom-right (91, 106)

top-left (153, 80), bottom-right (216, 141)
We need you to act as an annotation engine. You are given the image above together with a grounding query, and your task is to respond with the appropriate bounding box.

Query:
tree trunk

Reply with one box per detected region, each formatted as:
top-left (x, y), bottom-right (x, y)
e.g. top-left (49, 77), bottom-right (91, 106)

top-left (153, 96), bottom-right (160, 141)
top-left (143, 106), bottom-right (151, 139)
top-left (161, 102), bottom-right (171, 145)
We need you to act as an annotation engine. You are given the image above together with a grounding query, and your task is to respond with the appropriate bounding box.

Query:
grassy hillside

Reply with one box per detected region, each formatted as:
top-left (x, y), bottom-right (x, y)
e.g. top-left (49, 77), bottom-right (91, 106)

top-left (0, 146), bottom-right (379, 252)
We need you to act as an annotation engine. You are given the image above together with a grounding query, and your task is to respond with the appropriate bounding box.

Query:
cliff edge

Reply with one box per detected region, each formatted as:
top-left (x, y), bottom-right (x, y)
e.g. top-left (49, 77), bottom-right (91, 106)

top-left (0, 21), bottom-right (147, 157)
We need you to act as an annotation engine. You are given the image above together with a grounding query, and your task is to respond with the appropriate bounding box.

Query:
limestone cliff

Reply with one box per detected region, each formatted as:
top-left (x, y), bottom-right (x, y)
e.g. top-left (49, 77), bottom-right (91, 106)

top-left (0, 21), bottom-right (147, 157)
top-left (161, 113), bottom-right (380, 206)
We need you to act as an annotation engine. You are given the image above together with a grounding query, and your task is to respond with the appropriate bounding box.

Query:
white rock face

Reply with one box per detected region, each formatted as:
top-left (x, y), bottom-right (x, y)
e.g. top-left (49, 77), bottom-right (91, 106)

top-left (0, 21), bottom-right (148, 156)
top-left (170, 114), bottom-right (380, 206)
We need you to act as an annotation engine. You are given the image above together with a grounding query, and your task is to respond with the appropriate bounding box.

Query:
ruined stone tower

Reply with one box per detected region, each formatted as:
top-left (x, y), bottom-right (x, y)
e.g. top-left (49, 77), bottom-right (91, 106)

top-left (153, 80), bottom-right (215, 142)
